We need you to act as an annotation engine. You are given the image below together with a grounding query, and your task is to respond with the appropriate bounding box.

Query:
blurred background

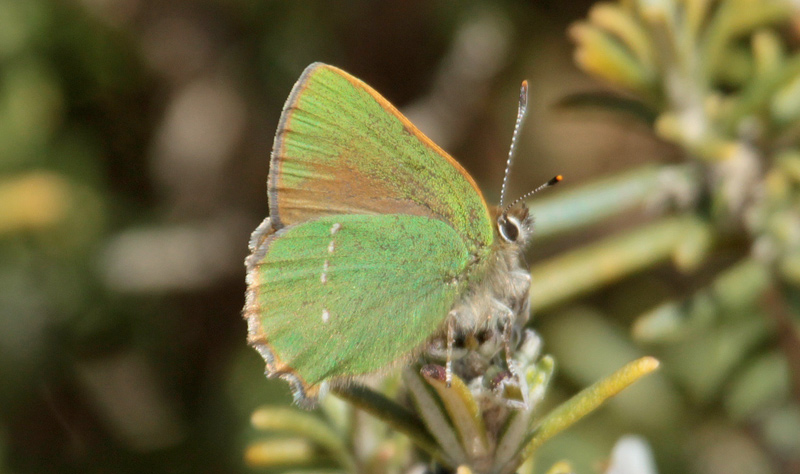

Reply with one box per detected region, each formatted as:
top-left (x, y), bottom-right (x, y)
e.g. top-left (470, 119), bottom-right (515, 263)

top-left (2, 0), bottom-right (797, 473)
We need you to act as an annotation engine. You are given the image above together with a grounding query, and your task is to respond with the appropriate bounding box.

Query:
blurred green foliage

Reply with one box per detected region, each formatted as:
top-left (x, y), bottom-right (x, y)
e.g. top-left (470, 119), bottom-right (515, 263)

top-left (2, 0), bottom-right (799, 473)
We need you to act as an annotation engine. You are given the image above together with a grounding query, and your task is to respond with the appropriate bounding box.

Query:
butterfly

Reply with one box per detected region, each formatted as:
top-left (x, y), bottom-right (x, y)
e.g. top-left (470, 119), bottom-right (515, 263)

top-left (244, 63), bottom-right (559, 407)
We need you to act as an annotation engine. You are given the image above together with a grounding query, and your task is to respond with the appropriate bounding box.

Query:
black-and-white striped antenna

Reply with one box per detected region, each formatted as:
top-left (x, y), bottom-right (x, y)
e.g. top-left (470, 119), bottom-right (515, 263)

top-left (499, 80), bottom-right (529, 209)
top-left (502, 175), bottom-right (562, 214)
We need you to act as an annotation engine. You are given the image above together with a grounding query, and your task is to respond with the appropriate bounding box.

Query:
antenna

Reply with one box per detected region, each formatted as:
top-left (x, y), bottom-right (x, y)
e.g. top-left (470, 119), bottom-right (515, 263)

top-left (503, 175), bottom-right (562, 213)
top-left (499, 80), bottom-right (529, 209)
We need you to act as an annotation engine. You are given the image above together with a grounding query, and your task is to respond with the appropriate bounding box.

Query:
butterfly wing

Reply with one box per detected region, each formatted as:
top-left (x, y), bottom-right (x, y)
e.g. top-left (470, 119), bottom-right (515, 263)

top-left (244, 213), bottom-right (471, 405)
top-left (268, 63), bottom-right (494, 253)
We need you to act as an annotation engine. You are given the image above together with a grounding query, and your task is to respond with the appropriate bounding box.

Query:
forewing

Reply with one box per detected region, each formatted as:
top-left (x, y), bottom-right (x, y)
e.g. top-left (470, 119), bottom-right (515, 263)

top-left (244, 213), bottom-right (470, 405)
top-left (269, 63), bottom-right (494, 252)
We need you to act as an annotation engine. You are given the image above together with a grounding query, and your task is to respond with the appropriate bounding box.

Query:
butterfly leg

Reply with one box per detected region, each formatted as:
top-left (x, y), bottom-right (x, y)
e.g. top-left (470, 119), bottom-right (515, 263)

top-left (446, 313), bottom-right (455, 388)
top-left (492, 301), bottom-right (518, 377)
top-left (502, 312), bottom-right (517, 377)
top-left (494, 301), bottom-right (532, 408)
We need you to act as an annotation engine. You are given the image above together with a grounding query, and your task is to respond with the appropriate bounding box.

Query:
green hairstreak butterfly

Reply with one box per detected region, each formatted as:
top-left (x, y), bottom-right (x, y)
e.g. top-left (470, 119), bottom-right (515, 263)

top-left (244, 63), bottom-right (559, 407)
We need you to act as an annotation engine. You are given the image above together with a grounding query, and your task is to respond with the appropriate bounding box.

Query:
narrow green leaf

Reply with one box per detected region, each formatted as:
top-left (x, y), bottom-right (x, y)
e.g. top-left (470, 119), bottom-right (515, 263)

top-left (530, 216), bottom-right (691, 311)
top-left (711, 258), bottom-right (772, 312)
top-left (724, 52), bottom-right (800, 132)
top-left (772, 75), bottom-right (800, 125)
top-left (244, 438), bottom-right (322, 468)
top-left (724, 351), bottom-right (790, 420)
top-left (665, 317), bottom-right (769, 401)
top-left (779, 251), bottom-right (800, 285)
top-left (520, 357), bottom-right (660, 459)
top-left (0, 172), bottom-right (74, 234)
top-left (633, 258), bottom-right (771, 342)
top-left (753, 30), bottom-right (785, 78)
top-left (331, 383), bottom-right (443, 463)
top-left (589, 3), bottom-right (656, 69)
top-left (404, 367), bottom-right (467, 466)
top-left (517, 456), bottom-right (536, 474)
top-left (671, 216), bottom-right (715, 272)
top-left (528, 164), bottom-right (694, 239)
top-left (421, 365), bottom-right (491, 463)
top-left (251, 407), bottom-right (355, 471)
top-left (319, 392), bottom-right (352, 437)
top-left (777, 150), bottom-right (800, 183)
top-left (570, 22), bottom-right (656, 96)
top-left (543, 461), bottom-right (576, 474)
top-left (632, 297), bottom-right (712, 343)
top-left (702, 1), bottom-right (791, 83)
top-left (685, 0), bottom-right (714, 40)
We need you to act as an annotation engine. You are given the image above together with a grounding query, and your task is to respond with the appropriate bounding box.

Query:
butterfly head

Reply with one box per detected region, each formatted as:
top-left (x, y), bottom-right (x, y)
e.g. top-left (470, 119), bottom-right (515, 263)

top-left (495, 174), bottom-right (561, 248)
top-left (496, 205), bottom-right (534, 248)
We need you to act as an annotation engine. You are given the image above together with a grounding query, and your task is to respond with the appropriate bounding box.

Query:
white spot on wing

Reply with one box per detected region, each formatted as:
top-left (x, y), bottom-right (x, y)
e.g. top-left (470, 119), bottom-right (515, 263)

top-left (321, 260), bottom-right (329, 284)
top-left (321, 227), bottom-right (337, 285)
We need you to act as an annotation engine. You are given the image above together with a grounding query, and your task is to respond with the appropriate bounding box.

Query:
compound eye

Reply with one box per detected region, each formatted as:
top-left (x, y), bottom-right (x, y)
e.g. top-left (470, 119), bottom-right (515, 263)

top-left (498, 216), bottom-right (520, 242)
